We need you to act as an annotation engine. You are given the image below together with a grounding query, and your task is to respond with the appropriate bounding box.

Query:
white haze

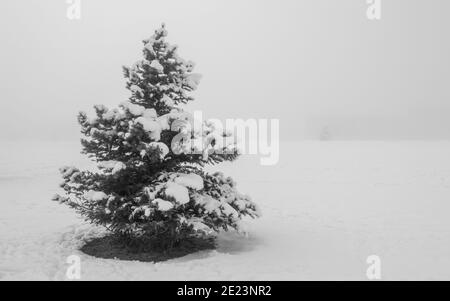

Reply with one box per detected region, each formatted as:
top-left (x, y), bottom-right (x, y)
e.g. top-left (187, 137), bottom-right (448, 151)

top-left (0, 0), bottom-right (449, 141)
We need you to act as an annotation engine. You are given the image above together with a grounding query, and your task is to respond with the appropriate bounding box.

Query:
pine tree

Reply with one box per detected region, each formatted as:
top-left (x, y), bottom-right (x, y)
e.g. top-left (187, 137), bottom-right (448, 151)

top-left (53, 24), bottom-right (260, 249)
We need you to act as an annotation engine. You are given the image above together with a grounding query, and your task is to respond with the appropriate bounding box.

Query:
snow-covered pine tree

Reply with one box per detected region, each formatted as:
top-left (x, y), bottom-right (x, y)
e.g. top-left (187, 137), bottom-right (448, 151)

top-left (54, 24), bottom-right (260, 249)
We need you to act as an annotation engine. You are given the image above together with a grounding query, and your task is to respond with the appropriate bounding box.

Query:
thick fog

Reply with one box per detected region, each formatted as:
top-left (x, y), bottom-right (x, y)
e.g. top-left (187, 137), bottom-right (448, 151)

top-left (1, 0), bottom-right (449, 141)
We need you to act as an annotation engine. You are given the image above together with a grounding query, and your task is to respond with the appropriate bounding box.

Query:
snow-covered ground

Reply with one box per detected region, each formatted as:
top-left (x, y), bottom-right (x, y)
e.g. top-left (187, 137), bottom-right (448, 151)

top-left (1, 140), bottom-right (450, 280)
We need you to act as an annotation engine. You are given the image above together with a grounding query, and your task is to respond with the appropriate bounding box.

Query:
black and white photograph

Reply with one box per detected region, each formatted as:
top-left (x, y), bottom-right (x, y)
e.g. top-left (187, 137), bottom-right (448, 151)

top-left (1, 0), bottom-right (450, 286)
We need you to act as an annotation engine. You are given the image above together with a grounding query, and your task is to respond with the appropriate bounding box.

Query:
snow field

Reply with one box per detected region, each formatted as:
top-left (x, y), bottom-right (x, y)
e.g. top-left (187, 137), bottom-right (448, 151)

top-left (1, 140), bottom-right (450, 280)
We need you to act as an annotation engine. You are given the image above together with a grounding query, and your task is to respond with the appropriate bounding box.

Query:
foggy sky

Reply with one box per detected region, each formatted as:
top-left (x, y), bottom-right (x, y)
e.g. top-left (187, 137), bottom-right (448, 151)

top-left (1, 0), bottom-right (449, 141)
